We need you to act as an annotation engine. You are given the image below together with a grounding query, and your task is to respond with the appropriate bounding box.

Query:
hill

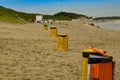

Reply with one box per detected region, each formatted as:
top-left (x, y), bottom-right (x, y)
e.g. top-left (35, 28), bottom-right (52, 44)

top-left (93, 16), bottom-right (120, 20)
top-left (1, 6), bottom-right (120, 24)
top-left (0, 6), bottom-right (36, 24)
top-left (44, 12), bottom-right (89, 20)
top-left (0, 6), bottom-right (89, 23)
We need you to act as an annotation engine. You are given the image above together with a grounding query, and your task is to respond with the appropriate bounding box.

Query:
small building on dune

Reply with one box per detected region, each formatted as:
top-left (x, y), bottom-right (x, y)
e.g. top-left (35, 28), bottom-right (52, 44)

top-left (79, 16), bottom-right (87, 21)
top-left (36, 14), bottom-right (43, 23)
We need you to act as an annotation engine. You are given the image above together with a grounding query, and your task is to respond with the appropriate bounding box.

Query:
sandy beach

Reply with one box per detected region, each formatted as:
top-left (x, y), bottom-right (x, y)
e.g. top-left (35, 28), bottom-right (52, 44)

top-left (0, 21), bottom-right (120, 80)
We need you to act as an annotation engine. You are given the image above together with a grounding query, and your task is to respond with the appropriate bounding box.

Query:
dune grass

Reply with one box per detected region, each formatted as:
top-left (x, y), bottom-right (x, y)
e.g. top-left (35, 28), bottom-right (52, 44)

top-left (0, 6), bottom-right (36, 24)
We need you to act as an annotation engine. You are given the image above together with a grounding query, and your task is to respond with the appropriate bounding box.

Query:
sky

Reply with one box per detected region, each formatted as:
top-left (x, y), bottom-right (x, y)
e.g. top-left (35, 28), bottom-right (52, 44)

top-left (0, 0), bottom-right (120, 17)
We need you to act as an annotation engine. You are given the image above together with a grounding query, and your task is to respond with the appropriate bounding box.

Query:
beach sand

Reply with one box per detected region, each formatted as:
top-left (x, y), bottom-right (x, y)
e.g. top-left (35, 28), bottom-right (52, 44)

top-left (0, 21), bottom-right (120, 80)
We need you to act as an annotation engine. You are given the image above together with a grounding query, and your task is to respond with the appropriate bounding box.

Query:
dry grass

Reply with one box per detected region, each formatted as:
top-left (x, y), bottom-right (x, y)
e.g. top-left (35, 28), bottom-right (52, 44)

top-left (0, 21), bottom-right (120, 80)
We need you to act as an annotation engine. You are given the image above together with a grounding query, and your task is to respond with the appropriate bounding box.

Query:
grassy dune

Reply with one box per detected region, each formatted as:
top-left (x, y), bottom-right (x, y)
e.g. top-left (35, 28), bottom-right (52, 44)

top-left (0, 6), bottom-right (89, 24)
top-left (0, 21), bottom-right (120, 80)
top-left (0, 6), bottom-right (36, 24)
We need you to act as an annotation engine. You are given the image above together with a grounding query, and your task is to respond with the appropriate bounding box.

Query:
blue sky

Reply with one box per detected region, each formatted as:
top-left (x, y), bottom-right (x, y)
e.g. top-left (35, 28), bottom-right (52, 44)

top-left (0, 0), bottom-right (120, 17)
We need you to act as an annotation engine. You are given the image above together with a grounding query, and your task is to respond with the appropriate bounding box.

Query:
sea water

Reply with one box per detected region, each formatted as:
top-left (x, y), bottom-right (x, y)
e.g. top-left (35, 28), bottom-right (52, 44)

top-left (96, 20), bottom-right (120, 30)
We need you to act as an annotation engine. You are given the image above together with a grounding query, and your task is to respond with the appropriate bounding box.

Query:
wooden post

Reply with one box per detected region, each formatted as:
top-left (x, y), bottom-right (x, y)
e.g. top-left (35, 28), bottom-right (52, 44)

top-left (82, 57), bottom-right (88, 80)
top-left (44, 24), bottom-right (48, 30)
top-left (50, 27), bottom-right (57, 38)
top-left (57, 34), bottom-right (68, 51)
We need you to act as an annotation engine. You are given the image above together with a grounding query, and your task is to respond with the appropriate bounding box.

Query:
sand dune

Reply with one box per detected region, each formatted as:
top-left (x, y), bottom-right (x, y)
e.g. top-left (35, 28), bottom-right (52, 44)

top-left (0, 21), bottom-right (120, 80)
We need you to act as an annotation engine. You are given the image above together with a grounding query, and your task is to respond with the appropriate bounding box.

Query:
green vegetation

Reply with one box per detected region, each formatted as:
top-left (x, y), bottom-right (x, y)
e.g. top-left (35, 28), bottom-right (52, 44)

top-left (1, 6), bottom-right (120, 24)
top-left (0, 6), bottom-right (36, 24)
top-left (0, 6), bottom-right (89, 23)
top-left (0, 6), bottom-right (95, 24)
top-left (44, 12), bottom-right (88, 20)
top-left (94, 16), bottom-right (120, 20)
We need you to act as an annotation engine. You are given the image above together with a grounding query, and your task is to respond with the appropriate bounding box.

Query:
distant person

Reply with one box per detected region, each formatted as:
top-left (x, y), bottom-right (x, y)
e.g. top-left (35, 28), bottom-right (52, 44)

top-left (96, 25), bottom-right (100, 28)
top-left (89, 23), bottom-right (95, 27)
top-left (66, 23), bottom-right (68, 26)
